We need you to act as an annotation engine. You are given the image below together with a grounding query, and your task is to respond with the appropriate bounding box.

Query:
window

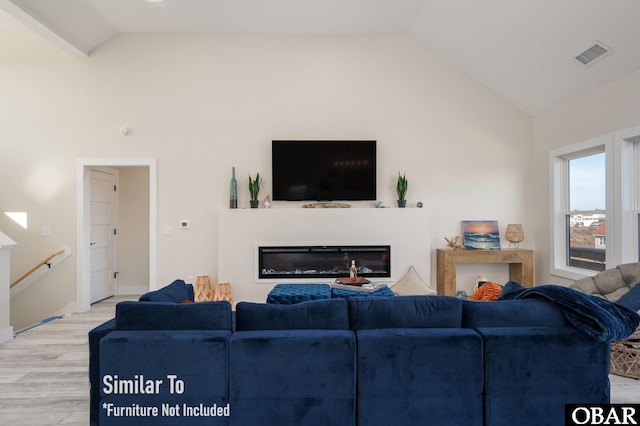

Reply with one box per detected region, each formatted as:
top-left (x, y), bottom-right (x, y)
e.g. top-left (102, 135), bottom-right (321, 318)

top-left (550, 126), bottom-right (640, 280)
top-left (565, 151), bottom-right (606, 272)
top-left (550, 135), bottom-right (612, 280)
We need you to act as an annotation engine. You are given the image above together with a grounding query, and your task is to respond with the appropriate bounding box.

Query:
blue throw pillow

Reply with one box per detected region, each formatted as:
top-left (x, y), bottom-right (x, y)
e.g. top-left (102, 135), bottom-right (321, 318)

top-left (235, 298), bottom-right (349, 331)
top-left (616, 284), bottom-right (640, 311)
top-left (461, 299), bottom-right (568, 328)
top-left (139, 279), bottom-right (192, 303)
top-left (348, 296), bottom-right (462, 330)
top-left (498, 280), bottom-right (525, 298)
top-left (115, 301), bottom-right (233, 330)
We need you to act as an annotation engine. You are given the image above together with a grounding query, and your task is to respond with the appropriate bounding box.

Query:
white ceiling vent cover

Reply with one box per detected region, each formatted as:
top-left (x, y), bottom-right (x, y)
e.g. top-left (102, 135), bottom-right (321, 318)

top-left (574, 41), bottom-right (613, 67)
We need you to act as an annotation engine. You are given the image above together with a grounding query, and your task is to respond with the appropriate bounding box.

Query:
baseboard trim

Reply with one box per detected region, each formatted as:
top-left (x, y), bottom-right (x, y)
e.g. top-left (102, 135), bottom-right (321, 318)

top-left (56, 301), bottom-right (83, 316)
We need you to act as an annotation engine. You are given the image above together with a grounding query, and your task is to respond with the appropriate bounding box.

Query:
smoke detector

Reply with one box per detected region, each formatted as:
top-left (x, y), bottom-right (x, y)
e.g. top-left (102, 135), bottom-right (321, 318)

top-left (574, 41), bottom-right (612, 67)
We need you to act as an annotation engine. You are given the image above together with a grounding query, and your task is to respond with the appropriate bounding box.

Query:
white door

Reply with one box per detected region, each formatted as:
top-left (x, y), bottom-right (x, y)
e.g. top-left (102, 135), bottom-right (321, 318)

top-left (90, 169), bottom-right (117, 303)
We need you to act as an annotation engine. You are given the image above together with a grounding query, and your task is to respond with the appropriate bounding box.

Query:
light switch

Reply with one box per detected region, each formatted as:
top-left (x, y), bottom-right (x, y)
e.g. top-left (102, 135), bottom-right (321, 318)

top-left (41, 226), bottom-right (50, 236)
top-left (162, 225), bottom-right (172, 235)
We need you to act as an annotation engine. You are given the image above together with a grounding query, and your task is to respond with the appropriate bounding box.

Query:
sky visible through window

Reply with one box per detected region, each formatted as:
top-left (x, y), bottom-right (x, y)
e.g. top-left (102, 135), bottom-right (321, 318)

top-left (569, 152), bottom-right (605, 211)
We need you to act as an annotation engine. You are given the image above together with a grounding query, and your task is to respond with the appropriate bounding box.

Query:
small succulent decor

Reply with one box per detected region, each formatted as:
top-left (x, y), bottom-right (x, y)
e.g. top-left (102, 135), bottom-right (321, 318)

top-left (396, 172), bottom-right (408, 207)
top-left (249, 172), bottom-right (263, 208)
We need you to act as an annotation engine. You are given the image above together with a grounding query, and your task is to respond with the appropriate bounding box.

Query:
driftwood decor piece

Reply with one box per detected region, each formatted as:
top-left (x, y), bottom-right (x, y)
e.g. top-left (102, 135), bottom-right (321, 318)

top-left (302, 202), bottom-right (351, 208)
top-left (444, 236), bottom-right (464, 251)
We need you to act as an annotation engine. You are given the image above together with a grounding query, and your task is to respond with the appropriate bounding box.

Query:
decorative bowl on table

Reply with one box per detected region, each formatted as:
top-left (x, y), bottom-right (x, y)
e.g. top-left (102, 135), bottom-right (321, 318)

top-left (335, 277), bottom-right (371, 287)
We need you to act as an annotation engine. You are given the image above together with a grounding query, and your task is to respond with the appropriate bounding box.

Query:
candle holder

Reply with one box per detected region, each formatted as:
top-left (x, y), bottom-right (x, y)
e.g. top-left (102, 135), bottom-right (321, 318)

top-left (505, 224), bottom-right (525, 248)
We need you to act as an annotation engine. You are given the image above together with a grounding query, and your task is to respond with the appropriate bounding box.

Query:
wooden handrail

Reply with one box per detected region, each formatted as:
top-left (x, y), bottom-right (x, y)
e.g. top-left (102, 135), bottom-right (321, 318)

top-left (10, 248), bottom-right (66, 289)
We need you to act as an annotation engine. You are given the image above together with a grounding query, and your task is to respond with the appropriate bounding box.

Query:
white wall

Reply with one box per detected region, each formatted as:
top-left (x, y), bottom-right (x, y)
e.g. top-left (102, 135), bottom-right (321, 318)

top-left (533, 68), bottom-right (640, 285)
top-left (0, 32), bottom-right (532, 328)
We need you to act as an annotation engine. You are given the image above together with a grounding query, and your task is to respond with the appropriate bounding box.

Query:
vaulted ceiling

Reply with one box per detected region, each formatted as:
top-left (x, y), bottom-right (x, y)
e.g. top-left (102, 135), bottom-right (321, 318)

top-left (2, 0), bottom-right (640, 116)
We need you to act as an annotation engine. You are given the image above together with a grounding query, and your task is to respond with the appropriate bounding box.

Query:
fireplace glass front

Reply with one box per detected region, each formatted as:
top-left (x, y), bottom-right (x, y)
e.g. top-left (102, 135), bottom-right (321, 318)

top-left (258, 245), bottom-right (391, 280)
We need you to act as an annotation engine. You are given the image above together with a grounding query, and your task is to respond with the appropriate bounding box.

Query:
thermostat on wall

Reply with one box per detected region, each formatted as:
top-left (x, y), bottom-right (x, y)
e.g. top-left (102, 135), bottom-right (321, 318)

top-left (180, 220), bottom-right (191, 229)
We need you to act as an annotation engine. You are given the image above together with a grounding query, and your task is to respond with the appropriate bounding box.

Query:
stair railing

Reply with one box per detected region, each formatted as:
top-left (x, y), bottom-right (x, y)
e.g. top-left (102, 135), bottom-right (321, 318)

top-left (10, 247), bottom-right (71, 296)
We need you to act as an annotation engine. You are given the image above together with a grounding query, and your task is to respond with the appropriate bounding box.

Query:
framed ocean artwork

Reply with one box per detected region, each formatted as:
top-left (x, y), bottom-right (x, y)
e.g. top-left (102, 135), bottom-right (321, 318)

top-left (462, 220), bottom-right (501, 250)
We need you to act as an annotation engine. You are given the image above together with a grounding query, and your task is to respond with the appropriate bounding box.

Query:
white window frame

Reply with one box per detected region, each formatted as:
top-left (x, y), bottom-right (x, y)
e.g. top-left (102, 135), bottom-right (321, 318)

top-left (613, 125), bottom-right (640, 264)
top-left (549, 125), bottom-right (640, 280)
top-left (549, 134), bottom-right (612, 280)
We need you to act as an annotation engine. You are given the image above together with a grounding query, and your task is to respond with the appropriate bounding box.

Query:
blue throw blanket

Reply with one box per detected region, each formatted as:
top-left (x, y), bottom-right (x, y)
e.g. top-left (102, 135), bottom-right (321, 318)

top-left (499, 285), bottom-right (640, 342)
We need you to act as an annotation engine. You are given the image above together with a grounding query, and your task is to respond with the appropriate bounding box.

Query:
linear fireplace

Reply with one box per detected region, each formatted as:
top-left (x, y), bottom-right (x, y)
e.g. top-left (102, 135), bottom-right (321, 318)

top-left (258, 245), bottom-right (391, 280)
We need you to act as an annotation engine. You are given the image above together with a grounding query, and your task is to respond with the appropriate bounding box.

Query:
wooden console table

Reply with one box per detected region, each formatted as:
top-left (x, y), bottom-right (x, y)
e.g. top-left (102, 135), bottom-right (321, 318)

top-left (436, 249), bottom-right (534, 296)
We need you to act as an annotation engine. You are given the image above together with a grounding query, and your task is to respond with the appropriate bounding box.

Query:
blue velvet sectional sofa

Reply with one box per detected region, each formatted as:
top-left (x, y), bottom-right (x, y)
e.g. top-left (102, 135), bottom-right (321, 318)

top-left (88, 280), bottom-right (634, 426)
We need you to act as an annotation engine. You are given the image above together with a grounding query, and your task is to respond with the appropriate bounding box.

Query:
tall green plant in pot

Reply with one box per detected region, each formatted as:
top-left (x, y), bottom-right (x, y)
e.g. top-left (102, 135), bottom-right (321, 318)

top-left (396, 172), bottom-right (408, 208)
top-left (248, 172), bottom-right (263, 208)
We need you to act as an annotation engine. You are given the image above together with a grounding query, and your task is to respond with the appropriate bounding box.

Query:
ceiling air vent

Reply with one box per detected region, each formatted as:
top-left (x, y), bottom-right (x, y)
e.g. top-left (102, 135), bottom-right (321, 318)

top-left (574, 41), bottom-right (612, 67)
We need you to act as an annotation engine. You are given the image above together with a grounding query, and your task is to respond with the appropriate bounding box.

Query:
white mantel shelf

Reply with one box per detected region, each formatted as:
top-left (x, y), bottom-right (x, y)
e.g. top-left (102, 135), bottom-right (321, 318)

top-left (218, 208), bottom-right (430, 304)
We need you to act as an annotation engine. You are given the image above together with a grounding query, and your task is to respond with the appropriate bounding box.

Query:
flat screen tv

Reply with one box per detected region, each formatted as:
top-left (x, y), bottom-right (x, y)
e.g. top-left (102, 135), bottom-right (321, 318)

top-left (272, 140), bottom-right (377, 201)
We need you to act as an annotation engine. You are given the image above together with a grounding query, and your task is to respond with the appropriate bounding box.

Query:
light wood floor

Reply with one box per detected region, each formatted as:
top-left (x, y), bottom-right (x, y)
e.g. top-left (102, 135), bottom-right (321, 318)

top-left (0, 296), bottom-right (638, 425)
top-left (0, 295), bottom-right (136, 425)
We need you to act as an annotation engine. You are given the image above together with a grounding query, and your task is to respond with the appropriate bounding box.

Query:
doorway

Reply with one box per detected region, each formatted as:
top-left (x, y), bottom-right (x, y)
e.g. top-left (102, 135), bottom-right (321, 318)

top-left (89, 168), bottom-right (118, 303)
top-left (76, 158), bottom-right (157, 313)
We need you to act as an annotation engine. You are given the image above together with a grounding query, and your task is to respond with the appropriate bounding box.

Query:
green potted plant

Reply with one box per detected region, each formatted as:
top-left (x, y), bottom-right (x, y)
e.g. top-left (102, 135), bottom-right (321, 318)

top-left (396, 172), bottom-right (408, 208)
top-left (248, 172), bottom-right (263, 208)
